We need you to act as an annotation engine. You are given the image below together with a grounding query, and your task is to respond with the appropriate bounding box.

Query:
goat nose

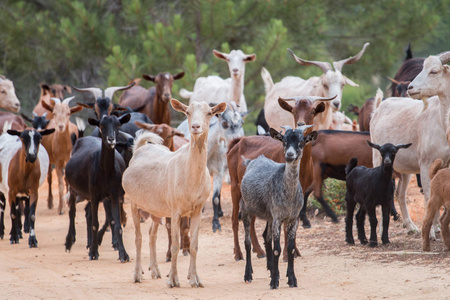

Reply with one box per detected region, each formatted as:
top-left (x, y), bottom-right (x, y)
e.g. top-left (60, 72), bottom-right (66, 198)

top-left (192, 123), bottom-right (200, 130)
top-left (408, 85), bottom-right (414, 90)
top-left (297, 122), bottom-right (306, 127)
top-left (232, 68), bottom-right (238, 73)
top-left (164, 93), bottom-right (170, 98)
top-left (107, 137), bottom-right (115, 143)
top-left (58, 125), bottom-right (64, 130)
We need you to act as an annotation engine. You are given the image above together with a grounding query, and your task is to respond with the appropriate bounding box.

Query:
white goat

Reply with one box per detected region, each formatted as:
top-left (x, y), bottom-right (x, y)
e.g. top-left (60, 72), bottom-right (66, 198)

top-left (0, 75), bottom-right (20, 112)
top-left (122, 99), bottom-right (226, 288)
top-left (179, 49), bottom-right (255, 112)
top-left (263, 43), bottom-right (369, 130)
top-left (331, 111), bottom-right (354, 130)
top-left (370, 51), bottom-right (450, 237)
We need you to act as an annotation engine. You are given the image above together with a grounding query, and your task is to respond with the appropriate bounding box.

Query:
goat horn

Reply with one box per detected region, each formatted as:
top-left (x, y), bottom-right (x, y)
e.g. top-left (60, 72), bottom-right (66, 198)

top-left (72, 86), bottom-right (103, 100)
top-left (280, 125), bottom-right (293, 133)
top-left (42, 112), bottom-right (48, 118)
top-left (287, 48), bottom-right (332, 73)
top-left (388, 77), bottom-right (400, 85)
top-left (333, 42), bottom-right (370, 72)
top-left (104, 82), bottom-right (136, 100)
top-left (62, 96), bottom-right (76, 106)
top-left (119, 131), bottom-right (133, 140)
top-left (51, 97), bottom-right (62, 105)
top-left (310, 95), bottom-right (337, 103)
top-left (437, 51), bottom-right (450, 65)
top-left (32, 111), bottom-right (38, 117)
top-left (297, 124), bottom-right (314, 133)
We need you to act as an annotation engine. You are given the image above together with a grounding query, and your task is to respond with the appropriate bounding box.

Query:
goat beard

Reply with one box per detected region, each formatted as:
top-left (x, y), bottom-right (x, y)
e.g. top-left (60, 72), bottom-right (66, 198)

top-left (420, 96), bottom-right (429, 113)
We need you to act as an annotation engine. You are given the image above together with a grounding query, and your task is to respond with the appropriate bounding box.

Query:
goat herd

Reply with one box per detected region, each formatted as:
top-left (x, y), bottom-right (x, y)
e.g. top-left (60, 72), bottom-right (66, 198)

top-left (0, 42), bottom-right (449, 290)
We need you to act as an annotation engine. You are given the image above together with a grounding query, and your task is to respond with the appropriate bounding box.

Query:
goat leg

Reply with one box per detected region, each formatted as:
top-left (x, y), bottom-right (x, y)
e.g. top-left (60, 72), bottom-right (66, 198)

top-left (299, 188), bottom-right (312, 228)
top-left (250, 216), bottom-right (265, 258)
top-left (263, 222), bottom-right (273, 271)
top-left (28, 193), bottom-right (38, 248)
top-left (440, 208), bottom-right (450, 251)
top-left (368, 208), bottom-right (378, 247)
top-left (166, 217), bottom-right (172, 262)
top-left (181, 217), bottom-right (190, 256)
top-left (345, 195), bottom-right (356, 245)
top-left (242, 212), bottom-right (253, 283)
top-left (23, 197), bottom-right (30, 233)
top-left (270, 220), bottom-right (281, 290)
top-left (88, 200), bottom-right (100, 260)
top-left (85, 202), bottom-right (92, 249)
top-left (47, 165), bottom-right (53, 209)
top-left (381, 204), bottom-right (390, 245)
top-left (110, 197), bottom-right (129, 262)
top-left (286, 220), bottom-right (298, 288)
top-left (65, 191), bottom-right (77, 252)
top-left (356, 206), bottom-right (368, 245)
top-left (0, 192), bottom-right (5, 239)
top-left (9, 195), bottom-right (20, 244)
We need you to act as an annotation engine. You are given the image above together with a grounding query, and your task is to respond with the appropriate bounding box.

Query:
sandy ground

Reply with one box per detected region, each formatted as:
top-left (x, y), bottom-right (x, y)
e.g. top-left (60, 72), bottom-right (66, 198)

top-left (1, 173), bottom-right (449, 300)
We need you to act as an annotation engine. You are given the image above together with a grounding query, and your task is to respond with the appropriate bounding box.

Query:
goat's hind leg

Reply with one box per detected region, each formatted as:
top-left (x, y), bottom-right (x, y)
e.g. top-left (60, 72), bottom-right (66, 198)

top-left (439, 207), bottom-right (450, 251)
top-left (148, 220), bottom-right (161, 279)
top-left (110, 197), bottom-right (129, 262)
top-left (65, 191), bottom-right (77, 251)
top-left (250, 216), bottom-right (266, 258)
top-left (286, 219), bottom-right (298, 288)
top-left (422, 195), bottom-right (441, 251)
top-left (167, 213), bottom-right (180, 287)
top-left (345, 194), bottom-right (356, 245)
top-left (356, 205), bottom-right (368, 245)
top-left (211, 171), bottom-right (223, 233)
top-left (263, 222), bottom-right (273, 272)
top-left (0, 192), bottom-right (5, 239)
top-left (242, 211), bottom-right (253, 283)
top-left (367, 208), bottom-right (378, 247)
top-left (131, 202), bottom-right (144, 283)
top-left (187, 207), bottom-right (204, 288)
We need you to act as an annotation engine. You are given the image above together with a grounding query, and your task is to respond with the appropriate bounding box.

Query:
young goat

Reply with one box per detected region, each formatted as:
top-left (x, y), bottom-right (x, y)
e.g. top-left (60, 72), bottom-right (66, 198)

top-left (345, 141), bottom-right (411, 247)
top-left (422, 159), bottom-right (450, 252)
top-left (240, 125), bottom-right (317, 289)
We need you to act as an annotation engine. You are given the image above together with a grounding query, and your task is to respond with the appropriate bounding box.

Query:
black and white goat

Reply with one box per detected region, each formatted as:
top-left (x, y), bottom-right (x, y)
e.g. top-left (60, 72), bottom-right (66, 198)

top-left (345, 141), bottom-right (411, 247)
top-left (240, 125), bottom-right (317, 289)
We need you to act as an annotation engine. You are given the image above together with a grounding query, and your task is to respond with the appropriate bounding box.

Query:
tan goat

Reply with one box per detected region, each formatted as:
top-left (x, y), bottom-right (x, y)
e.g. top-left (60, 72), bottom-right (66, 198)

top-left (41, 97), bottom-right (83, 214)
top-left (122, 99), bottom-right (226, 288)
top-left (422, 159), bottom-right (450, 252)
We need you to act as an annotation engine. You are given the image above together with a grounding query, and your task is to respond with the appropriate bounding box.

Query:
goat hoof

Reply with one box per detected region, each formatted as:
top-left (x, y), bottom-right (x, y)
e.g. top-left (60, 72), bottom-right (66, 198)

top-left (218, 210), bottom-right (224, 218)
top-left (212, 220), bottom-right (221, 233)
top-left (119, 252), bottom-right (130, 263)
top-left (382, 240), bottom-right (390, 245)
top-left (89, 249), bottom-right (99, 260)
top-left (48, 201), bottom-right (53, 209)
top-left (183, 249), bottom-right (189, 256)
top-left (167, 275), bottom-right (180, 288)
top-left (287, 275), bottom-right (298, 288)
top-left (0, 234), bottom-right (3, 240)
top-left (189, 274), bottom-right (204, 288)
top-left (270, 277), bottom-right (279, 290)
top-left (257, 252), bottom-right (266, 259)
top-left (369, 241), bottom-right (378, 248)
top-left (392, 213), bottom-right (400, 221)
top-left (346, 237), bottom-right (355, 245)
top-left (360, 239), bottom-right (368, 245)
top-left (302, 219), bottom-right (311, 229)
top-left (28, 236), bottom-right (38, 248)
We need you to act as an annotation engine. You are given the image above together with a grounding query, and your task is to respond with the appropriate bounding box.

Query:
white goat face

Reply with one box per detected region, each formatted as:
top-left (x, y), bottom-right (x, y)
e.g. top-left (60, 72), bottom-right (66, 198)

top-left (52, 102), bottom-right (71, 132)
top-left (213, 49), bottom-right (256, 79)
top-left (321, 70), bottom-right (358, 111)
top-left (408, 55), bottom-right (448, 99)
top-left (0, 79), bottom-right (20, 112)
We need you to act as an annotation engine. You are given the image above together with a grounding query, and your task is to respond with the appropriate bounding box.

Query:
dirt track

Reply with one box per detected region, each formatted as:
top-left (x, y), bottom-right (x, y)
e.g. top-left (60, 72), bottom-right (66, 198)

top-left (1, 173), bottom-right (450, 300)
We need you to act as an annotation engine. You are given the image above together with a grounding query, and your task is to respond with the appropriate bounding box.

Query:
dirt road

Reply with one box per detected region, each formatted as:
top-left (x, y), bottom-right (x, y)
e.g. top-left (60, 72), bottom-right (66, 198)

top-left (1, 174), bottom-right (449, 299)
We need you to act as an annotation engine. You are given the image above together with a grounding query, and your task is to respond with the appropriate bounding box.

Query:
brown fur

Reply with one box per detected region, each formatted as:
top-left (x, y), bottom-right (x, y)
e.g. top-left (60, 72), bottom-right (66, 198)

top-left (422, 159), bottom-right (450, 251)
top-left (33, 84), bottom-right (72, 120)
top-left (0, 111), bottom-right (27, 131)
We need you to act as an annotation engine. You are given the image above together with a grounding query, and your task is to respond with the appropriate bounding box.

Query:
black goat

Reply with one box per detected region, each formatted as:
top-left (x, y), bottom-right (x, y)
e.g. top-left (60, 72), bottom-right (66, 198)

top-left (255, 108), bottom-right (270, 135)
top-left (21, 112), bottom-right (50, 130)
top-left (345, 141), bottom-right (411, 247)
top-left (64, 113), bottom-right (131, 262)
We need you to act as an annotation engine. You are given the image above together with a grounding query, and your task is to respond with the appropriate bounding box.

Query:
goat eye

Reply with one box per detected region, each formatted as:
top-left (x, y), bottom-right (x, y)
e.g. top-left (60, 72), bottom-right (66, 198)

top-left (0, 90), bottom-right (5, 94)
top-left (323, 85), bottom-right (329, 89)
top-left (222, 121), bottom-right (229, 129)
top-left (430, 70), bottom-right (438, 75)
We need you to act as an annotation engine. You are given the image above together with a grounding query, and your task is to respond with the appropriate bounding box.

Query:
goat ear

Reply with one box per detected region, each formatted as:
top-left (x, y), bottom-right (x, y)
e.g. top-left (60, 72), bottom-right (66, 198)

top-left (171, 99), bottom-right (188, 113)
top-left (7, 129), bottom-right (21, 137)
top-left (213, 49), bottom-right (228, 61)
top-left (76, 102), bottom-right (94, 109)
top-left (39, 128), bottom-right (55, 136)
top-left (367, 140), bottom-right (381, 150)
top-left (88, 118), bottom-right (99, 127)
top-left (314, 102), bottom-right (326, 115)
top-left (70, 106), bottom-right (83, 115)
top-left (278, 97), bottom-right (293, 113)
top-left (119, 113), bottom-right (131, 125)
top-left (269, 128), bottom-right (283, 142)
top-left (173, 129), bottom-right (185, 137)
top-left (113, 103), bottom-right (127, 112)
top-left (395, 143), bottom-right (412, 150)
top-left (244, 54), bottom-right (256, 62)
top-left (343, 76), bottom-right (359, 87)
top-left (41, 100), bottom-right (54, 112)
top-left (142, 74), bottom-right (156, 82)
top-left (240, 109), bottom-right (252, 118)
top-left (64, 85), bottom-right (72, 93)
top-left (211, 102), bottom-right (227, 115)
top-left (173, 72), bottom-right (185, 80)
top-left (21, 113), bottom-right (34, 124)
top-left (40, 83), bottom-right (51, 95)
top-left (134, 120), bottom-right (155, 131)
top-left (305, 131), bottom-right (318, 144)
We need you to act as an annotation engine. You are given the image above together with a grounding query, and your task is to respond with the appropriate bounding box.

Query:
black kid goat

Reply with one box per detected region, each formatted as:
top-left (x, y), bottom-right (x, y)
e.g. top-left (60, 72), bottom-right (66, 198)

top-left (345, 141), bottom-right (411, 247)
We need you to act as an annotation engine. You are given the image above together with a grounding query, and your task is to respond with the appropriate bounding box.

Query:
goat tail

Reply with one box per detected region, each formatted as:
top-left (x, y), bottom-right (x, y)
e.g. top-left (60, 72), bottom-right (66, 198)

top-left (75, 117), bottom-right (86, 138)
top-left (241, 155), bottom-right (251, 167)
top-left (227, 137), bottom-right (243, 153)
top-left (179, 88), bottom-right (193, 99)
top-left (429, 159), bottom-right (446, 180)
top-left (346, 157), bottom-right (358, 175)
top-left (127, 78), bottom-right (141, 86)
top-left (374, 88), bottom-right (383, 109)
top-left (260, 67), bottom-right (274, 94)
top-left (133, 131), bottom-right (163, 153)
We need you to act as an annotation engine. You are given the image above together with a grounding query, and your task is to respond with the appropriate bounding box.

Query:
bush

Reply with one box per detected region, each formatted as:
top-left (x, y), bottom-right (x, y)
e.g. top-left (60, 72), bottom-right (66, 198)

top-left (308, 178), bottom-right (347, 216)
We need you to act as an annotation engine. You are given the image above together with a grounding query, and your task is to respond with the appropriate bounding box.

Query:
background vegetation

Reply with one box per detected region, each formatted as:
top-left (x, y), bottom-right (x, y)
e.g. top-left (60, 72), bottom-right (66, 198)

top-left (1, 0), bottom-right (449, 132)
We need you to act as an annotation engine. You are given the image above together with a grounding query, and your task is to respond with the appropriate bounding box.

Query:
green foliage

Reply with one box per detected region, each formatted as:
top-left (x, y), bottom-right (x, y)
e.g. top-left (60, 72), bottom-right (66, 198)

top-left (0, 0), bottom-right (449, 120)
top-left (308, 178), bottom-right (347, 216)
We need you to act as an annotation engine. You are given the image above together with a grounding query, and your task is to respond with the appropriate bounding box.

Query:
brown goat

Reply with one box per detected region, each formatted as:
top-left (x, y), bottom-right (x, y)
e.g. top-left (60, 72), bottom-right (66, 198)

top-left (227, 96), bottom-right (334, 261)
top-left (135, 121), bottom-right (190, 262)
top-left (33, 83), bottom-right (72, 120)
top-left (422, 159), bottom-right (450, 252)
top-left (119, 72), bottom-right (185, 125)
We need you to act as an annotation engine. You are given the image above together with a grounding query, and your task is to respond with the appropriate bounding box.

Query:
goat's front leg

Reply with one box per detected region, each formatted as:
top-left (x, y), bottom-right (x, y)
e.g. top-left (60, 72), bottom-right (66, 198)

top-left (97, 200), bottom-right (112, 248)
top-left (286, 219), bottom-right (298, 288)
top-left (165, 217), bottom-right (173, 262)
top-left (149, 219), bottom-right (161, 279)
top-left (356, 206), bottom-right (367, 245)
top-left (270, 220), bottom-right (281, 290)
top-left (345, 194), bottom-right (356, 245)
top-left (381, 204), bottom-right (391, 245)
top-left (0, 192), bottom-right (5, 239)
top-left (85, 202), bottom-right (92, 249)
top-left (168, 212), bottom-right (180, 288)
top-left (111, 196), bottom-right (129, 262)
top-left (188, 207), bottom-right (204, 288)
top-left (27, 192), bottom-right (38, 248)
top-left (65, 191), bottom-right (77, 252)
top-left (23, 197), bottom-right (30, 233)
top-left (212, 170), bottom-right (224, 233)
top-left (131, 202), bottom-right (143, 283)
top-left (180, 217), bottom-right (190, 256)
top-left (242, 210), bottom-right (253, 283)
top-left (262, 222), bottom-right (273, 272)
top-left (47, 164), bottom-right (53, 209)
top-left (56, 164), bottom-right (65, 215)
top-left (89, 200), bottom-right (100, 260)
top-left (8, 193), bottom-right (20, 244)
top-left (440, 208), bottom-right (450, 251)
top-left (367, 208), bottom-right (378, 247)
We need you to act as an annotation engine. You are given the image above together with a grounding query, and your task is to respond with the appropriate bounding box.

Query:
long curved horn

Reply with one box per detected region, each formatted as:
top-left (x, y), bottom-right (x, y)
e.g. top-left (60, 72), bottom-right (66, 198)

top-left (309, 95), bottom-right (337, 103)
top-left (72, 86), bottom-right (103, 100)
top-left (333, 42), bottom-right (370, 72)
top-left (62, 96), bottom-right (76, 106)
top-left (51, 97), bottom-right (62, 105)
top-left (104, 82), bottom-right (135, 100)
top-left (388, 77), bottom-right (400, 85)
top-left (438, 51), bottom-right (450, 64)
top-left (287, 49), bottom-right (332, 73)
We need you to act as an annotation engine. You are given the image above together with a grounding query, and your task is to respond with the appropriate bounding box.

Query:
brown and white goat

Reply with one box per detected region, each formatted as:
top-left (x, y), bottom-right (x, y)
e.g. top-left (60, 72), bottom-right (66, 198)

top-left (41, 97), bottom-right (83, 214)
top-left (123, 100), bottom-right (226, 287)
top-left (33, 83), bottom-right (72, 119)
top-left (422, 159), bottom-right (450, 252)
